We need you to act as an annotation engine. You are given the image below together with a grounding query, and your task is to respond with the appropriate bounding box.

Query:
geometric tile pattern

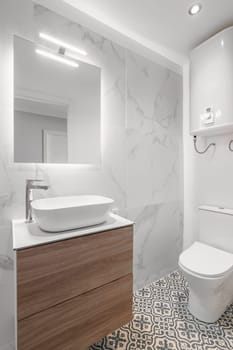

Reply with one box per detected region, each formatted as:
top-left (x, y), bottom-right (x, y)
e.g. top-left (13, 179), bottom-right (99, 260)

top-left (89, 270), bottom-right (233, 350)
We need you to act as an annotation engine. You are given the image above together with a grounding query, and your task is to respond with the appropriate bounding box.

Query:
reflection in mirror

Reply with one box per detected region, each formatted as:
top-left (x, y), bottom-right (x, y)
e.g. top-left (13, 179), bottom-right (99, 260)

top-left (14, 36), bottom-right (101, 164)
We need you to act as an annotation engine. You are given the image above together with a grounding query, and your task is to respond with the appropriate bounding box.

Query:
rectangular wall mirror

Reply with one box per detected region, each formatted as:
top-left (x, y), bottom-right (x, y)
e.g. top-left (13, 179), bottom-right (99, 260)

top-left (14, 36), bottom-right (101, 164)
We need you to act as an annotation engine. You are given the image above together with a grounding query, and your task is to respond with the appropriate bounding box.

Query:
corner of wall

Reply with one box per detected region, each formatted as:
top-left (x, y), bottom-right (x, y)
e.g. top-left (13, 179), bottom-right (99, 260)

top-left (182, 63), bottom-right (198, 250)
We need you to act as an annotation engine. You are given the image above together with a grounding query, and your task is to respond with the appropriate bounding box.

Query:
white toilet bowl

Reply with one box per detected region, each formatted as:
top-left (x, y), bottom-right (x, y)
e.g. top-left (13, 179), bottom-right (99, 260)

top-left (179, 241), bottom-right (233, 323)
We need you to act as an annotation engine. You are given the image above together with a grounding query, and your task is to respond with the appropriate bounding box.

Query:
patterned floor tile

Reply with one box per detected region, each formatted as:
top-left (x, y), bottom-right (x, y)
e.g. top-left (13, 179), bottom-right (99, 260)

top-left (89, 270), bottom-right (233, 350)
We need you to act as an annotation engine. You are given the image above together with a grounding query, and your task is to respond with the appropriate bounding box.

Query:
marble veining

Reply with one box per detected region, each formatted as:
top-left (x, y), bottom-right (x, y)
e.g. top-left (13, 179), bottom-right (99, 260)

top-left (128, 203), bottom-right (183, 290)
top-left (0, 255), bottom-right (13, 271)
top-left (0, 2), bottom-right (183, 348)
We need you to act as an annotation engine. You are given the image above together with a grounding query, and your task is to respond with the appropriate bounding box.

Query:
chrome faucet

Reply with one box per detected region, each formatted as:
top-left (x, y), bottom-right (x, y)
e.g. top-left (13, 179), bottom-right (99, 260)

top-left (25, 179), bottom-right (49, 223)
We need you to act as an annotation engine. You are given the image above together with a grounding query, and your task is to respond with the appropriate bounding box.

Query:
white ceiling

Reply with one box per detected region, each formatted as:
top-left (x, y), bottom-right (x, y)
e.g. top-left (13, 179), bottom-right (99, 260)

top-left (63, 0), bottom-right (233, 57)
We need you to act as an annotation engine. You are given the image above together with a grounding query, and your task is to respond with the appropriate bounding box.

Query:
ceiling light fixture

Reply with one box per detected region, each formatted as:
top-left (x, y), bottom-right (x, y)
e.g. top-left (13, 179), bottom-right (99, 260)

top-left (39, 32), bottom-right (87, 56)
top-left (188, 3), bottom-right (202, 16)
top-left (36, 49), bottom-right (79, 68)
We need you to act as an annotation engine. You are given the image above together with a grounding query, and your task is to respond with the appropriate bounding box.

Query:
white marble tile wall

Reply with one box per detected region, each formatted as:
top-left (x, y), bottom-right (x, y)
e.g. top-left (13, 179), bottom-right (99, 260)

top-left (0, 1), bottom-right (183, 348)
top-left (127, 202), bottom-right (183, 290)
top-left (126, 51), bottom-right (183, 289)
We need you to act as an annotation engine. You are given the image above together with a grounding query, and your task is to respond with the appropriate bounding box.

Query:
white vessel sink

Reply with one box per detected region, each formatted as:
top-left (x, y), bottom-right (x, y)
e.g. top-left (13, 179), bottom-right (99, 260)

top-left (31, 195), bottom-right (114, 232)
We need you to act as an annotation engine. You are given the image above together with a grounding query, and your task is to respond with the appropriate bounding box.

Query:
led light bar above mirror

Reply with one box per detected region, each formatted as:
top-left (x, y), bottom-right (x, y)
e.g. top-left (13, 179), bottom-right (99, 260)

top-left (39, 32), bottom-right (87, 56)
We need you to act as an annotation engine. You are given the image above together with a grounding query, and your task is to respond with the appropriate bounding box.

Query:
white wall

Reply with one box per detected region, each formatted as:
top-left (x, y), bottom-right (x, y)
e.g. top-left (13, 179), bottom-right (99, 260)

top-left (183, 69), bottom-right (233, 255)
top-left (183, 133), bottom-right (233, 250)
top-left (0, 1), bottom-right (183, 348)
top-left (182, 64), bottom-right (197, 249)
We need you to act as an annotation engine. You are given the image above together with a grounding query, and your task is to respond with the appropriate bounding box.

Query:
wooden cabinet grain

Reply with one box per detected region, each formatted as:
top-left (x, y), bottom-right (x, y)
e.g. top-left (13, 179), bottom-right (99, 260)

top-left (16, 225), bottom-right (133, 350)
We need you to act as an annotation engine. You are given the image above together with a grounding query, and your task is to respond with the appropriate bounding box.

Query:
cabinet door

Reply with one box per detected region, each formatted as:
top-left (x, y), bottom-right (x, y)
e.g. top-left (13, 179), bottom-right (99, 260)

top-left (17, 226), bottom-right (133, 320)
top-left (18, 274), bottom-right (133, 350)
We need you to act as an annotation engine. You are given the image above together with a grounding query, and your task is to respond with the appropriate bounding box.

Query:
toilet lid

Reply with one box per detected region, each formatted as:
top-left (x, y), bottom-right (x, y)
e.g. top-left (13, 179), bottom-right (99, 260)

top-left (179, 241), bottom-right (233, 278)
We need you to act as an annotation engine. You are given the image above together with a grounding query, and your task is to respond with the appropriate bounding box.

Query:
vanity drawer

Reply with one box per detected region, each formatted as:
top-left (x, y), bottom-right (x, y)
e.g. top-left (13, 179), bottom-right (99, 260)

top-left (18, 274), bottom-right (132, 350)
top-left (17, 225), bottom-right (133, 320)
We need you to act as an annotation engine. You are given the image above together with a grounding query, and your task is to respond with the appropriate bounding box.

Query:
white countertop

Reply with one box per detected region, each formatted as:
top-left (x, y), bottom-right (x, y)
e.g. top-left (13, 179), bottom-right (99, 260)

top-left (12, 213), bottom-right (134, 250)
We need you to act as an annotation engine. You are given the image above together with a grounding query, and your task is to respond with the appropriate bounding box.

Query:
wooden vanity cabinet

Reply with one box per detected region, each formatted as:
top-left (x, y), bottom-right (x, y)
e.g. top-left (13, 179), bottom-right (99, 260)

top-left (16, 225), bottom-right (133, 350)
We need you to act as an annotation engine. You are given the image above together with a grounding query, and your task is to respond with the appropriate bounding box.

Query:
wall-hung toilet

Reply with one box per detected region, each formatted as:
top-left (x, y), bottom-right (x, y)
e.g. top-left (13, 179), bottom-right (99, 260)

top-left (179, 206), bottom-right (233, 323)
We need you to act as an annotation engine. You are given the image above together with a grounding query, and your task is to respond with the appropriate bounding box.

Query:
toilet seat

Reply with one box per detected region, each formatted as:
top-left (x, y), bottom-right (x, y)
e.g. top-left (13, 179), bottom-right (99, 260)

top-left (179, 241), bottom-right (233, 278)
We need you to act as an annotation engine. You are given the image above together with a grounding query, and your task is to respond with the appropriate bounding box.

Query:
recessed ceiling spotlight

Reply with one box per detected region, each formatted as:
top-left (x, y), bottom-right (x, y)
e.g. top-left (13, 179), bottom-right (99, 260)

top-left (188, 3), bottom-right (202, 16)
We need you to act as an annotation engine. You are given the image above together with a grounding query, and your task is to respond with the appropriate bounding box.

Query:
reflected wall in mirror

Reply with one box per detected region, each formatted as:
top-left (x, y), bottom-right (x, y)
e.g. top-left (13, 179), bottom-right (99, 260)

top-left (14, 36), bottom-right (101, 164)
